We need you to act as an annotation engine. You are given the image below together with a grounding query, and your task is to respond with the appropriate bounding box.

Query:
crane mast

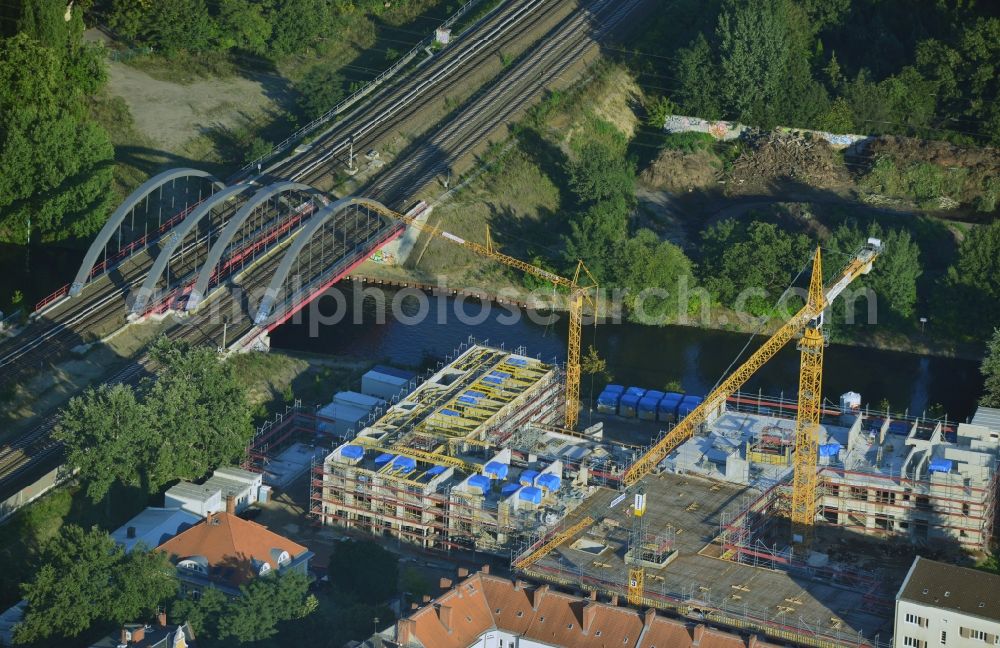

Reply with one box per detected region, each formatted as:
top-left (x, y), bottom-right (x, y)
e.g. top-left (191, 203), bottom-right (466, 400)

top-left (790, 248), bottom-right (826, 544)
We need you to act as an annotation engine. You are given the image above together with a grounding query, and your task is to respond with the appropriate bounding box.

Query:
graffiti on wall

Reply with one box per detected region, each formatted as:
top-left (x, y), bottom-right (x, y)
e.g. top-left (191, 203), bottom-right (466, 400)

top-left (664, 114), bottom-right (873, 152)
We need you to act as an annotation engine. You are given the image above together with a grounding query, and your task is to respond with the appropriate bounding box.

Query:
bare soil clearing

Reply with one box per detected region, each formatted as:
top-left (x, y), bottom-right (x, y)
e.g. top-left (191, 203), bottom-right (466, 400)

top-left (105, 60), bottom-right (287, 154)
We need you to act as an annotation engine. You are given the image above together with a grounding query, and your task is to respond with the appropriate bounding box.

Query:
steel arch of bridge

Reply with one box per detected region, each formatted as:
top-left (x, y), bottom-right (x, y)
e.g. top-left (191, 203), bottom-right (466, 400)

top-left (253, 196), bottom-right (396, 326)
top-left (186, 181), bottom-right (322, 311)
top-left (129, 184), bottom-right (248, 315)
top-left (71, 168), bottom-right (224, 296)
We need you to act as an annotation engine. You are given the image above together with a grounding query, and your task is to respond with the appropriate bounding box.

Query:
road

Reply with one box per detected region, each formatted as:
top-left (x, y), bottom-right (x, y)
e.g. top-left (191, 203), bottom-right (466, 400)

top-left (0, 0), bottom-right (648, 500)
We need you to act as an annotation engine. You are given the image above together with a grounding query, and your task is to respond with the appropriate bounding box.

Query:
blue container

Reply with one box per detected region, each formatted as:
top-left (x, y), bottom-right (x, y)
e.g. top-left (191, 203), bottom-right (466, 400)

top-left (604, 384), bottom-right (625, 394)
top-left (536, 473), bottom-right (561, 492)
top-left (374, 453), bottom-right (395, 469)
top-left (596, 389), bottom-right (622, 414)
top-left (501, 483), bottom-right (520, 497)
top-left (624, 386), bottom-right (647, 398)
top-left (638, 390), bottom-right (666, 421)
top-left (340, 445), bottom-right (364, 461)
top-left (678, 395), bottom-right (703, 418)
top-left (619, 392), bottom-right (644, 418)
top-left (657, 392), bottom-right (684, 423)
top-left (467, 474), bottom-right (492, 494)
top-left (484, 461), bottom-right (509, 480)
top-left (507, 357), bottom-right (528, 367)
top-left (518, 486), bottom-right (543, 505)
top-left (426, 465), bottom-right (447, 477)
top-left (519, 470), bottom-right (539, 486)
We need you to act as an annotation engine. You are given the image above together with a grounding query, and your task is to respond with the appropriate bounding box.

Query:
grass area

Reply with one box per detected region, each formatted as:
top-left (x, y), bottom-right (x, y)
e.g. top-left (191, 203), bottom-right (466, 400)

top-left (0, 481), bottom-right (151, 609)
top-left (228, 350), bottom-right (374, 419)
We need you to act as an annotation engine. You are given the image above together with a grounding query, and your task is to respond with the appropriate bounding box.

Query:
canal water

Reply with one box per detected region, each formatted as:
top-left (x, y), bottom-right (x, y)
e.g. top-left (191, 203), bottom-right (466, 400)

top-left (270, 284), bottom-right (985, 421)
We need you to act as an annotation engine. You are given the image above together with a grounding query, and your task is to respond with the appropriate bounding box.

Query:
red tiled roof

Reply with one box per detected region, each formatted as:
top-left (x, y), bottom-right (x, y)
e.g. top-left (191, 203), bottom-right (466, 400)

top-left (156, 512), bottom-right (307, 587)
top-left (398, 572), bottom-right (774, 648)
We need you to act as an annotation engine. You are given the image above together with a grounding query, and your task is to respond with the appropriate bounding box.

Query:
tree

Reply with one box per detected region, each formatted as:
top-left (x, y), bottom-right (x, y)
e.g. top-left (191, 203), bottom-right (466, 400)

top-left (144, 0), bottom-right (216, 54)
top-left (674, 34), bottom-right (722, 119)
top-left (563, 196), bottom-right (629, 282)
top-left (716, 0), bottom-right (792, 124)
top-left (828, 222), bottom-right (922, 321)
top-left (699, 220), bottom-right (812, 316)
top-left (217, 0), bottom-right (272, 54)
top-left (177, 572), bottom-right (314, 645)
top-left (296, 65), bottom-right (346, 120)
top-left (581, 345), bottom-right (611, 384)
top-left (614, 229), bottom-right (695, 323)
top-left (327, 540), bottom-right (399, 605)
top-left (172, 587), bottom-right (228, 642)
top-left (268, 0), bottom-right (332, 56)
top-left (53, 383), bottom-right (151, 503)
top-left (566, 142), bottom-right (636, 206)
top-left (107, 0), bottom-right (152, 41)
top-left (142, 339), bottom-right (254, 486)
top-left (15, 526), bottom-right (176, 644)
top-left (981, 328), bottom-right (1000, 408)
top-left (943, 220), bottom-right (1000, 339)
top-left (0, 34), bottom-right (115, 243)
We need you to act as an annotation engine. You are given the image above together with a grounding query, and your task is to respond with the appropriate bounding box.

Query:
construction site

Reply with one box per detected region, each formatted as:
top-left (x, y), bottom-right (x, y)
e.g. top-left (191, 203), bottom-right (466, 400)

top-left (244, 239), bottom-right (1000, 648)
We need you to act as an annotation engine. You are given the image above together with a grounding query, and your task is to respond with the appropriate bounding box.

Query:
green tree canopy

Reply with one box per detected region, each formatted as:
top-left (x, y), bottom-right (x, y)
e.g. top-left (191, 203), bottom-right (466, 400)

top-left (53, 383), bottom-right (152, 502)
top-left (55, 339), bottom-right (254, 502)
top-left (827, 221), bottom-right (922, 322)
top-left (144, 0), bottom-right (216, 54)
top-left (566, 142), bottom-right (636, 206)
top-left (699, 219), bottom-right (812, 316)
top-left (297, 65), bottom-right (346, 120)
top-left (217, 0), bottom-right (272, 55)
top-left (14, 526), bottom-right (176, 644)
top-left (981, 328), bottom-right (1000, 409)
top-left (943, 220), bottom-right (1000, 338)
top-left (614, 229), bottom-right (695, 324)
top-left (563, 196), bottom-right (629, 282)
top-left (174, 573), bottom-right (315, 646)
top-left (0, 33), bottom-right (114, 243)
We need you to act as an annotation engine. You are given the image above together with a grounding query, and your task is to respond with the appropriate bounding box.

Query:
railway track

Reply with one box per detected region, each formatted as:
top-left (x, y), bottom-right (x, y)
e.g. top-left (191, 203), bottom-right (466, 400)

top-left (0, 0), bottom-right (555, 386)
top-left (0, 0), bottom-right (647, 497)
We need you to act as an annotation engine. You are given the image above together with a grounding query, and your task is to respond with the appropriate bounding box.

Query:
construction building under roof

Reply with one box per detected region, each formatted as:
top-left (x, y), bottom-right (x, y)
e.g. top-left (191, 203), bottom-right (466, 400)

top-left (312, 344), bottom-right (605, 551)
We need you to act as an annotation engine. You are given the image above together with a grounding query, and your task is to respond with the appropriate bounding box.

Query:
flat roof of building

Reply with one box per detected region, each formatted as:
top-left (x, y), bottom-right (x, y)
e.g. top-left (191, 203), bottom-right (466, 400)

top-left (898, 556), bottom-right (1000, 623)
top-left (355, 345), bottom-right (555, 448)
top-left (971, 406), bottom-right (1000, 432)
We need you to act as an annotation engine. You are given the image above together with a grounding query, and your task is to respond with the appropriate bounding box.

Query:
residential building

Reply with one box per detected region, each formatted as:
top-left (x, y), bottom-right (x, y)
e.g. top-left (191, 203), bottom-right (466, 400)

top-left (164, 466), bottom-right (264, 517)
top-left (110, 507), bottom-right (201, 553)
top-left (156, 511), bottom-right (312, 596)
top-left (90, 612), bottom-right (195, 648)
top-left (893, 556), bottom-right (1000, 648)
top-left (387, 567), bottom-right (781, 648)
top-left (314, 345), bottom-right (574, 553)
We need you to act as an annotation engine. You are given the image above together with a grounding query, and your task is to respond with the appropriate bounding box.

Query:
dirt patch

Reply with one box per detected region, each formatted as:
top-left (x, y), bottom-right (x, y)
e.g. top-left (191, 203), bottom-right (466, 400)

top-left (640, 148), bottom-right (720, 192)
top-left (870, 135), bottom-right (999, 169)
top-left (726, 130), bottom-right (853, 195)
top-left (104, 60), bottom-right (289, 154)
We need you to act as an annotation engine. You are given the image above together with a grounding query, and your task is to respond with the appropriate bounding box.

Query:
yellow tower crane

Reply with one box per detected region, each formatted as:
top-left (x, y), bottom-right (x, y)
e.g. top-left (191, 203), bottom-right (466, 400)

top-left (790, 248), bottom-right (826, 544)
top-left (370, 203), bottom-right (599, 429)
top-left (619, 239), bottom-right (881, 604)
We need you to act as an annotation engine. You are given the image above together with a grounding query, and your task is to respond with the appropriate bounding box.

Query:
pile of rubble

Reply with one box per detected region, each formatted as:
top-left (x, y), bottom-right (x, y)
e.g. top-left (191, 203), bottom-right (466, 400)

top-left (726, 129), bottom-right (853, 194)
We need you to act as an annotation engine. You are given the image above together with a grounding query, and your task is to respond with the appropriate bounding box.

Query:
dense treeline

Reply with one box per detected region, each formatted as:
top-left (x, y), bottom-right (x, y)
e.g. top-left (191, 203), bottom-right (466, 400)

top-left (99, 0), bottom-right (416, 57)
top-left (0, 1), bottom-right (115, 243)
top-left (631, 0), bottom-right (1000, 144)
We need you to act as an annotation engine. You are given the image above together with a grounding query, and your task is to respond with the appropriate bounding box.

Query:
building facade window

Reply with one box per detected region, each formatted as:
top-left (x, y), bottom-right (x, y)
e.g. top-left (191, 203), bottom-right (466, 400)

top-left (941, 631), bottom-right (947, 644)
top-left (903, 637), bottom-right (926, 648)
top-left (905, 613), bottom-right (928, 628)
